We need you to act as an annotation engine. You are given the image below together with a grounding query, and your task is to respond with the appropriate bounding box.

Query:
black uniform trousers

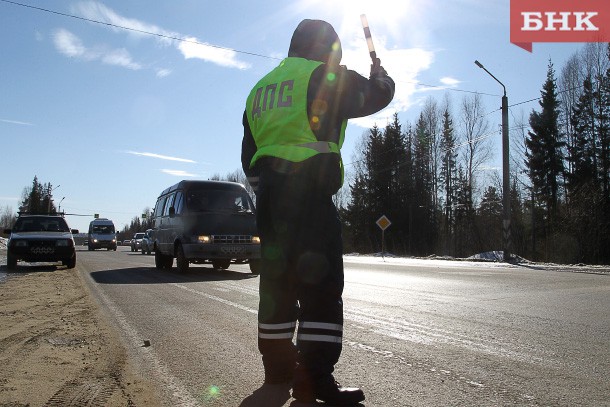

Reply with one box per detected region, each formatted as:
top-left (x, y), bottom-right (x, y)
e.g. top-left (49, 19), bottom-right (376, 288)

top-left (256, 167), bottom-right (344, 382)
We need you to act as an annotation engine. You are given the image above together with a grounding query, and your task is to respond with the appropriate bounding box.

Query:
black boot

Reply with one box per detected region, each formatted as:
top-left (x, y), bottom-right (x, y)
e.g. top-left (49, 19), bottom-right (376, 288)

top-left (262, 342), bottom-right (297, 384)
top-left (264, 368), bottom-right (294, 385)
top-left (292, 375), bottom-right (365, 405)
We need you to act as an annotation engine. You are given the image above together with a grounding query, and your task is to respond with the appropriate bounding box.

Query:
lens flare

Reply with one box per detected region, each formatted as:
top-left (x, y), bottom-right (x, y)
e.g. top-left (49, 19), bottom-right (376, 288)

top-left (199, 385), bottom-right (221, 402)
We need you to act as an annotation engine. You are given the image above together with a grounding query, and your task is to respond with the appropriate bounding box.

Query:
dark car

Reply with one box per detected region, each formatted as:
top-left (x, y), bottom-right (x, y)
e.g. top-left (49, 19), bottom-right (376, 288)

top-left (151, 180), bottom-right (261, 273)
top-left (141, 229), bottom-right (155, 255)
top-left (4, 214), bottom-right (79, 270)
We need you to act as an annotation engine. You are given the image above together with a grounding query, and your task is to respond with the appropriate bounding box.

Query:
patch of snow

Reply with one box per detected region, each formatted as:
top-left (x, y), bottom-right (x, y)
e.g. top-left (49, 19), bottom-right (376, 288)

top-left (344, 251), bottom-right (610, 274)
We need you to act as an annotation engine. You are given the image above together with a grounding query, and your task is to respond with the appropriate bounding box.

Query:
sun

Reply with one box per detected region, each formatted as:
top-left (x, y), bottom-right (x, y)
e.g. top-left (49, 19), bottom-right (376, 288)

top-left (296, 0), bottom-right (415, 38)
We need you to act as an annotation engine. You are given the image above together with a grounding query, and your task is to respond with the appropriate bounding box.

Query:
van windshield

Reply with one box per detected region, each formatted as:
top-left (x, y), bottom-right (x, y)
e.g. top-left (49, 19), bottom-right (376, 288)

top-left (186, 189), bottom-right (253, 213)
top-left (91, 225), bottom-right (115, 234)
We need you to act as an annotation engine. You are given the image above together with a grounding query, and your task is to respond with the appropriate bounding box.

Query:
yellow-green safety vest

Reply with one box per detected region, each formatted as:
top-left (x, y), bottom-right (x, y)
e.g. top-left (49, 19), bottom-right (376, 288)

top-left (245, 57), bottom-right (347, 170)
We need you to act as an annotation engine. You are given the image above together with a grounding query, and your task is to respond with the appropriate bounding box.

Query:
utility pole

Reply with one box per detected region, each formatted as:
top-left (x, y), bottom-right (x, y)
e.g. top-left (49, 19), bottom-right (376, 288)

top-left (475, 60), bottom-right (511, 262)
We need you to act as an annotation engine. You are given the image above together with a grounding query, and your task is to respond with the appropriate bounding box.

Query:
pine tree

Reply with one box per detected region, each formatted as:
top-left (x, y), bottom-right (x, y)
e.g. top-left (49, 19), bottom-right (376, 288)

top-left (597, 44), bottom-right (610, 197)
top-left (19, 176), bottom-right (57, 214)
top-left (452, 166), bottom-right (475, 257)
top-left (568, 75), bottom-right (596, 191)
top-left (344, 126), bottom-right (385, 253)
top-left (525, 60), bottom-right (565, 229)
top-left (345, 173), bottom-right (371, 252)
top-left (477, 186), bottom-right (503, 251)
top-left (567, 66), bottom-right (610, 264)
top-left (412, 113), bottom-right (436, 254)
top-left (440, 108), bottom-right (458, 255)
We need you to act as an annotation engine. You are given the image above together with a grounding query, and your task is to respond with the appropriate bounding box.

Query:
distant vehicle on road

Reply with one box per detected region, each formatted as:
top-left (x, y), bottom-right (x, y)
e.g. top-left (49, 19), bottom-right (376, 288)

top-left (141, 229), bottom-right (155, 255)
top-left (131, 232), bottom-right (145, 252)
top-left (4, 214), bottom-right (78, 270)
top-left (88, 218), bottom-right (117, 251)
top-left (123, 239), bottom-right (131, 246)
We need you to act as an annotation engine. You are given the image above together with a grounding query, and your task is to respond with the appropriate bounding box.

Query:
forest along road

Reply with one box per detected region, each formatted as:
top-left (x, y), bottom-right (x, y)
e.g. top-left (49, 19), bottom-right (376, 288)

top-left (16, 247), bottom-right (610, 406)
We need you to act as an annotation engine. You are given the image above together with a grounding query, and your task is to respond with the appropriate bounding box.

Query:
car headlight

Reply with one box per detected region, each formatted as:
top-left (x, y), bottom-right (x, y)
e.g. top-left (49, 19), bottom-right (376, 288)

top-left (252, 236), bottom-right (261, 244)
top-left (93, 239), bottom-right (98, 243)
top-left (198, 235), bottom-right (211, 243)
top-left (14, 240), bottom-right (28, 247)
top-left (56, 240), bottom-right (70, 247)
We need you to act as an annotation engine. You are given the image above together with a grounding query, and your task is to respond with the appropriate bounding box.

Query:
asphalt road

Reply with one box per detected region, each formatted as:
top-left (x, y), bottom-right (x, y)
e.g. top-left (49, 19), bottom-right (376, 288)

top-left (75, 246), bottom-right (610, 407)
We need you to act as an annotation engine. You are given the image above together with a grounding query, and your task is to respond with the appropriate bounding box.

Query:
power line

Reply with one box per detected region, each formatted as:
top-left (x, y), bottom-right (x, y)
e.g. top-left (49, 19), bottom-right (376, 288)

top-left (4, 0), bottom-right (597, 123)
top-left (406, 80), bottom-right (501, 97)
top-left (2, 0), bottom-right (535, 101)
top-left (0, 0), bottom-right (280, 60)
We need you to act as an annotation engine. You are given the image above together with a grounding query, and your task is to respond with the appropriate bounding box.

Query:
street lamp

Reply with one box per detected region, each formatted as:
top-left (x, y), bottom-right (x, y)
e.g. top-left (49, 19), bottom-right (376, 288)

top-left (58, 197), bottom-right (65, 213)
top-left (474, 60), bottom-right (511, 262)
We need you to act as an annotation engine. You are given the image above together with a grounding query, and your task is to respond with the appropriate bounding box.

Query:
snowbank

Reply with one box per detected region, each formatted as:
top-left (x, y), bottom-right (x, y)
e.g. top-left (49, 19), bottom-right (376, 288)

top-left (344, 251), bottom-right (610, 274)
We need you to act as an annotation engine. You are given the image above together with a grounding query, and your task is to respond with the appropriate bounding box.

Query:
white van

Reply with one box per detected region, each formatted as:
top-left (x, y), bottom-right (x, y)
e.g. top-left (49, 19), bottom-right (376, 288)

top-left (88, 218), bottom-right (117, 251)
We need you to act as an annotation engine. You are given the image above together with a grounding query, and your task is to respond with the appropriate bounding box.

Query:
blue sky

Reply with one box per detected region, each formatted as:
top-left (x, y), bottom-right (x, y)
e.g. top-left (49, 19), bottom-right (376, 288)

top-left (0, 0), bottom-right (586, 233)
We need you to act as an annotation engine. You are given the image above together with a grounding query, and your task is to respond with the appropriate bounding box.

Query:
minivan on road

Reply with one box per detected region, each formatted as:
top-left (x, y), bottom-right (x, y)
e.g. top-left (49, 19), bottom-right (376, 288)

top-left (87, 218), bottom-right (117, 251)
top-left (151, 180), bottom-right (261, 274)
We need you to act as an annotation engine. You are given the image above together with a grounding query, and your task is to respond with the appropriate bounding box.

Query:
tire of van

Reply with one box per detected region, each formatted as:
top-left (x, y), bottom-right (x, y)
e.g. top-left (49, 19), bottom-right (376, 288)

top-left (176, 244), bottom-right (189, 272)
top-left (249, 259), bottom-right (261, 275)
top-left (155, 250), bottom-right (171, 269)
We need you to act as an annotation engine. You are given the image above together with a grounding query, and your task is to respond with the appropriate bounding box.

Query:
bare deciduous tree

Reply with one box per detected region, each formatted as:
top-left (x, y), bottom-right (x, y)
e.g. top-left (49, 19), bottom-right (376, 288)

top-left (0, 205), bottom-right (17, 229)
top-left (459, 93), bottom-right (493, 205)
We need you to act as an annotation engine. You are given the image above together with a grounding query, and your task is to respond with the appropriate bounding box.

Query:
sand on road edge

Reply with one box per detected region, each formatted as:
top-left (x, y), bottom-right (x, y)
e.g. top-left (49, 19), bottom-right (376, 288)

top-left (0, 254), bottom-right (162, 407)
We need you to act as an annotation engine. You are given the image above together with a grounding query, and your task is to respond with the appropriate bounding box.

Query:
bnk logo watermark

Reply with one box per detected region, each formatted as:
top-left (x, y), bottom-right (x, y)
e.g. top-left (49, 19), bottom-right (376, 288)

top-left (510, 0), bottom-right (610, 52)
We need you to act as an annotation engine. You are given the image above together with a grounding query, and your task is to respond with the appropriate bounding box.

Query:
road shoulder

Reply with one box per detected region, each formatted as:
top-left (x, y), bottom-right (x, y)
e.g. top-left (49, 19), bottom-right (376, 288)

top-left (0, 259), bottom-right (162, 406)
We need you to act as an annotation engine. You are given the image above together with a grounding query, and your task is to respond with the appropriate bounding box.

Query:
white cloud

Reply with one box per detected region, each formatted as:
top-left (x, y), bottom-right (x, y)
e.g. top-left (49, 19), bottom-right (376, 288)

top-left (162, 169), bottom-right (198, 177)
top-left (71, 1), bottom-right (249, 70)
top-left (341, 28), bottom-right (435, 128)
top-left (53, 28), bottom-right (141, 70)
top-left (54, 29), bottom-right (87, 58)
top-left (125, 151), bottom-right (196, 163)
top-left (156, 68), bottom-right (172, 78)
top-left (1, 119), bottom-right (34, 126)
top-left (72, 1), bottom-right (173, 45)
top-left (179, 38), bottom-right (251, 70)
top-left (102, 48), bottom-right (141, 70)
top-left (440, 77), bottom-right (461, 86)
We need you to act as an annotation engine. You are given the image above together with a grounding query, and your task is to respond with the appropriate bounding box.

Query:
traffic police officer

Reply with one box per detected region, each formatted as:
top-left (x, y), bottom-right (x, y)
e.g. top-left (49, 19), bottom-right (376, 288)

top-left (242, 19), bottom-right (395, 405)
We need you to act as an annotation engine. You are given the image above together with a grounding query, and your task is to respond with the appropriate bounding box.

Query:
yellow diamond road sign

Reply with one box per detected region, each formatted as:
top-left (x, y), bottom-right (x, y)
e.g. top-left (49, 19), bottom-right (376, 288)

top-left (376, 215), bottom-right (391, 231)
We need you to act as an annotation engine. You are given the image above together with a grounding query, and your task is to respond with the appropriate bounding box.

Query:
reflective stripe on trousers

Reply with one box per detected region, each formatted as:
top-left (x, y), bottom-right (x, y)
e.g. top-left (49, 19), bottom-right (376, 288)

top-left (297, 321), bottom-right (343, 344)
top-left (258, 321), bottom-right (342, 344)
top-left (258, 321), bottom-right (296, 340)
